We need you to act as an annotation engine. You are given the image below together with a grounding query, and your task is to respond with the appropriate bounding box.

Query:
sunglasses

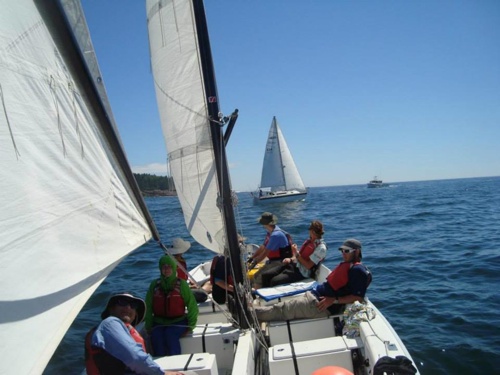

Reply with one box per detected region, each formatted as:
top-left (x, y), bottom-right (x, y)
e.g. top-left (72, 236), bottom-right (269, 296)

top-left (114, 298), bottom-right (139, 309)
top-left (338, 247), bottom-right (357, 254)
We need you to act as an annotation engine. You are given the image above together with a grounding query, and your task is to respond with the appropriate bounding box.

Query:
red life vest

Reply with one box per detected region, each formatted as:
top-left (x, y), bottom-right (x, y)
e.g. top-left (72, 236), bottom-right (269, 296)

top-left (152, 278), bottom-right (186, 318)
top-left (84, 327), bottom-right (101, 375)
top-left (298, 239), bottom-right (316, 261)
top-left (84, 322), bottom-right (146, 375)
top-left (176, 258), bottom-right (188, 280)
top-left (326, 262), bottom-right (359, 290)
top-left (326, 261), bottom-right (372, 291)
top-left (267, 231), bottom-right (293, 260)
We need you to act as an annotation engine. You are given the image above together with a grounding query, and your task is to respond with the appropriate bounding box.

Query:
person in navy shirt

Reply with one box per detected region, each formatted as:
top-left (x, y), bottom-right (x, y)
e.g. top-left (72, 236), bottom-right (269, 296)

top-left (254, 239), bottom-right (372, 321)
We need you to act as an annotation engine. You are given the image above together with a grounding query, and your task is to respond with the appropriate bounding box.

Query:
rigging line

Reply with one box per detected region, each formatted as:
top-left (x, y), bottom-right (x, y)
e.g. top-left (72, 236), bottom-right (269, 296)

top-left (0, 84), bottom-right (21, 159)
top-left (49, 75), bottom-right (67, 156)
top-left (159, 241), bottom-right (204, 289)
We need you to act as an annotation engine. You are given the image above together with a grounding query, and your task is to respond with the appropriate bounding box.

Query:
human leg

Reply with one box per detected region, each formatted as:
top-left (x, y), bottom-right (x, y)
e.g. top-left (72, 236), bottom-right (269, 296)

top-left (164, 318), bottom-right (189, 355)
top-left (253, 261), bottom-right (284, 288)
top-left (191, 288), bottom-right (208, 303)
top-left (150, 325), bottom-right (169, 356)
top-left (254, 292), bottom-right (330, 321)
top-left (269, 265), bottom-right (305, 287)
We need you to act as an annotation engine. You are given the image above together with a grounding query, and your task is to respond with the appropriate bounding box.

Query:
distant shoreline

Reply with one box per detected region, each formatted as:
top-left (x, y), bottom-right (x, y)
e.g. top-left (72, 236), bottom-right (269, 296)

top-left (141, 190), bottom-right (177, 197)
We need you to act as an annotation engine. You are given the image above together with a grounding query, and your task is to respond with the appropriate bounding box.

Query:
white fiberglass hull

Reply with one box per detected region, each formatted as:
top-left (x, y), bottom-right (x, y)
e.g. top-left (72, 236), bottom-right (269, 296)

top-left (253, 190), bottom-right (307, 204)
top-left (166, 261), bottom-right (420, 375)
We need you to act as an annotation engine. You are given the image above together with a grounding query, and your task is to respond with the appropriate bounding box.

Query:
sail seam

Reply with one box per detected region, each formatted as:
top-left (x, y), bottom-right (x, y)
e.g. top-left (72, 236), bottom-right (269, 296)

top-left (69, 82), bottom-right (85, 158)
top-left (49, 75), bottom-right (67, 156)
top-left (0, 84), bottom-right (21, 159)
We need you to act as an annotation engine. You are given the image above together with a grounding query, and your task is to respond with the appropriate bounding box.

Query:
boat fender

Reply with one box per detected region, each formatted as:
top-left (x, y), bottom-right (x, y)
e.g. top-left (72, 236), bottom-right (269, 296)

top-left (311, 366), bottom-right (353, 375)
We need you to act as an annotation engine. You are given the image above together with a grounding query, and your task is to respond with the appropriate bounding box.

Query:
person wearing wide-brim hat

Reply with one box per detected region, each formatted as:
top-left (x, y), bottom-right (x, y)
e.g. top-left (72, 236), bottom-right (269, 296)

top-left (86, 292), bottom-right (184, 375)
top-left (165, 238), bottom-right (191, 280)
top-left (250, 212), bottom-right (293, 288)
top-left (166, 238), bottom-right (208, 303)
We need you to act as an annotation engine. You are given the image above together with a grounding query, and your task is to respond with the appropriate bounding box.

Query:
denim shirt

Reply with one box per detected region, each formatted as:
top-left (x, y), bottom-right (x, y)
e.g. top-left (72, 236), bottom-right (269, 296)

top-left (92, 317), bottom-right (164, 375)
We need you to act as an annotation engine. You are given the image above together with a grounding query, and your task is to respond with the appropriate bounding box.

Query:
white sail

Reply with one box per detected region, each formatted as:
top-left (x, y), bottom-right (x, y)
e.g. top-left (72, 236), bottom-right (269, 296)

top-left (0, 1), bottom-right (153, 374)
top-left (146, 0), bottom-right (226, 253)
top-left (260, 116), bottom-right (306, 192)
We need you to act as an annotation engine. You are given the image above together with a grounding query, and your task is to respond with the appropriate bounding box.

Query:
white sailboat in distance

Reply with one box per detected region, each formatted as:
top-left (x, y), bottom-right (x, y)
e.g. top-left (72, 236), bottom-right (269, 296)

top-left (253, 116), bottom-right (307, 203)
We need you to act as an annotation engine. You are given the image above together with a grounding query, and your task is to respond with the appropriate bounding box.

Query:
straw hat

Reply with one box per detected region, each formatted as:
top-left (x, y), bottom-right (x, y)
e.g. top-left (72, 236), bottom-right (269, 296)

top-left (167, 238), bottom-right (191, 255)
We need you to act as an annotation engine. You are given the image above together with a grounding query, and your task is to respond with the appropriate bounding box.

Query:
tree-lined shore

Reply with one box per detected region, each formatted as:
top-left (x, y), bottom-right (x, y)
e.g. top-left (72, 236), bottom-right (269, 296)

top-left (133, 173), bottom-right (176, 196)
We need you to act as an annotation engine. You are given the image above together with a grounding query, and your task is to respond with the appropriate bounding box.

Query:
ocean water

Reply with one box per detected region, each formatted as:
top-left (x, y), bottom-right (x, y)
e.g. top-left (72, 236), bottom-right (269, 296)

top-left (45, 176), bottom-right (500, 374)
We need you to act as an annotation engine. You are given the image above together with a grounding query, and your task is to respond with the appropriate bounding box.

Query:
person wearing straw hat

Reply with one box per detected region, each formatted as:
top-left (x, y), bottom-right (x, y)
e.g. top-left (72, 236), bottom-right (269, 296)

top-left (145, 255), bottom-right (198, 357)
top-left (167, 238), bottom-right (208, 303)
top-left (85, 292), bottom-right (183, 375)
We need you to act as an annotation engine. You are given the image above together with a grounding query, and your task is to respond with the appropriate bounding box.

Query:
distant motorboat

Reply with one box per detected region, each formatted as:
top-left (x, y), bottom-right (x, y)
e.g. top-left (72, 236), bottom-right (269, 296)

top-left (367, 176), bottom-right (389, 188)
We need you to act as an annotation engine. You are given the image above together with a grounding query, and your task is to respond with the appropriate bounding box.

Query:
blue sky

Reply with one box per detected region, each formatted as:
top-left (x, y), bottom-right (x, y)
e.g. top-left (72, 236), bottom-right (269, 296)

top-left (81, 0), bottom-right (500, 192)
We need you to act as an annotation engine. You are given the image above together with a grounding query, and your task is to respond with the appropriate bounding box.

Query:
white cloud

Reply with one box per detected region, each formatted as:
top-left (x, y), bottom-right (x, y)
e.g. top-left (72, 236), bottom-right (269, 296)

top-left (132, 163), bottom-right (168, 175)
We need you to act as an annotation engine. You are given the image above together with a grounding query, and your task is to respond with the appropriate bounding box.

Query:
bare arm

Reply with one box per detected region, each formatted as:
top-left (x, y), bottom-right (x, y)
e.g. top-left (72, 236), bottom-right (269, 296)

top-left (296, 251), bottom-right (315, 269)
top-left (252, 245), bottom-right (269, 264)
top-left (215, 280), bottom-right (234, 293)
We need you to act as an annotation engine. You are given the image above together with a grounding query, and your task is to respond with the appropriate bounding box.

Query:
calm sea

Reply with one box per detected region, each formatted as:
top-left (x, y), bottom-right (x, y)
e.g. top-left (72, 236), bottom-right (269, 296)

top-left (45, 176), bottom-right (500, 374)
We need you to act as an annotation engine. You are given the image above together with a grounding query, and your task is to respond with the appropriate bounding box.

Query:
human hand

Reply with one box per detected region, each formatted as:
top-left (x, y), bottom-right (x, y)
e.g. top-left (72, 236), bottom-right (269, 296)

top-left (181, 328), bottom-right (192, 337)
top-left (316, 296), bottom-right (335, 311)
top-left (164, 371), bottom-right (183, 375)
top-left (282, 258), bottom-right (291, 264)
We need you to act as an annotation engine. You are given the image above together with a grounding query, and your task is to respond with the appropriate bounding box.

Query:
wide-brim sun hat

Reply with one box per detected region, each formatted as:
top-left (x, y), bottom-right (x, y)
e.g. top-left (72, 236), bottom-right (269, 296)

top-left (100, 293), bottom-right (146, 326)
top-left (258, 212), bottom-right (278, 225)
top-left (167, 238), bottom-right (191, 255)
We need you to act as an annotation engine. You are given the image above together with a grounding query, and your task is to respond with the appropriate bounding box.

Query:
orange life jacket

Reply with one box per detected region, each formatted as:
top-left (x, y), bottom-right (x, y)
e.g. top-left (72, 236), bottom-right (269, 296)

top-left (326, 261), bottom-right (372, 291)
top-left (84, 322), bottom-right (146, 375)
top-left (176, 258), bottom-right (188, 280)
top-left (152, 278), bottom-right (186, 318)
top-left (267, 230), bottom-right (293, 260)
top-left (298, 239), bottom-right (316, 260)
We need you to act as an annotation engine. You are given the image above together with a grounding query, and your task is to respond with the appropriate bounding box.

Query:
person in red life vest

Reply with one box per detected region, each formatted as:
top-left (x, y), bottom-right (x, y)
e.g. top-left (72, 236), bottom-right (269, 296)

top-left (263, 220), bottom-right (328, 287)
top-left (254, 239), bottom-right (372, 321)
top-left (168, 238), bottom-right (208, 303)
top-left (85, 292), bottom-right (183, 375)
top-left (250, 212), bottom-right (293, 289)
top-left (145, 255), bottom-right (198, 356)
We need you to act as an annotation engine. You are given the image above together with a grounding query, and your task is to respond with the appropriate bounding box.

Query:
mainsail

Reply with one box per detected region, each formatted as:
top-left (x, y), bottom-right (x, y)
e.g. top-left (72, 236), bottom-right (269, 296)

top-left (147, 0), bottom-right (230, 254)
top-left (0, 1), bottom-right (158, 373)
top-left (260, 116), bottom-right (306, 192)
top-left (146, 0), bottom-right (250, 328)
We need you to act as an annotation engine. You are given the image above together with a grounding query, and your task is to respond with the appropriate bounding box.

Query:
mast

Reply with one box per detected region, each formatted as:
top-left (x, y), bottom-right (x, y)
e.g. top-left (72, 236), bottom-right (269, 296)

top-left (192, 0), bottom-right (251, 329)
